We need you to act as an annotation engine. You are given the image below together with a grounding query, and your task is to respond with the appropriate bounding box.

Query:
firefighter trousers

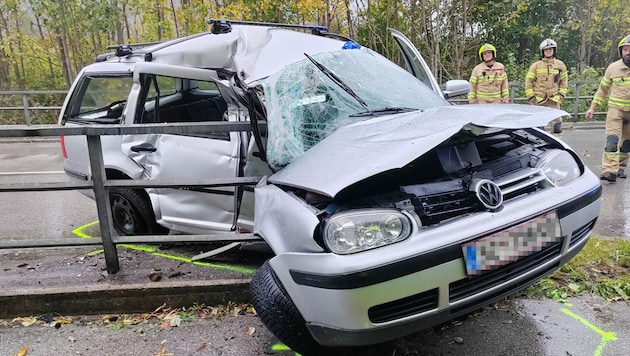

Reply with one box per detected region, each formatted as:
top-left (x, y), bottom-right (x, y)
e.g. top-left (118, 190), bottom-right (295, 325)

top-left (602, 107), bottom-right (630, 175)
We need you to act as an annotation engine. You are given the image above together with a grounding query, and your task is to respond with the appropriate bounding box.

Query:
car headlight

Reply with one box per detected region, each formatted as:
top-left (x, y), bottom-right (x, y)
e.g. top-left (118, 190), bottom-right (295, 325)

top-left (538, 150), bottom-right (581, 186)
top-left (323, 209), bottom-right (412, 254)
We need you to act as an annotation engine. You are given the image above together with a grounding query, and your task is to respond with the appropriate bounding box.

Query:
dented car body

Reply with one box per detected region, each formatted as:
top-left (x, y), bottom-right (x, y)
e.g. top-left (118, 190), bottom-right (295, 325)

top-left (58, 21), bottom-right (601, 354)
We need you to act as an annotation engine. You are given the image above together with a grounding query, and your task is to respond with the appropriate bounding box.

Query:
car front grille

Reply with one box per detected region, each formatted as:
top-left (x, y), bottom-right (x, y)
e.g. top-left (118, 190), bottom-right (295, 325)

top-left (570, 219), bottom-right (596, 247)
top-left (368, 288), bottom-right (439, 324)
top-left (415, 167), bottom-right (546, 226)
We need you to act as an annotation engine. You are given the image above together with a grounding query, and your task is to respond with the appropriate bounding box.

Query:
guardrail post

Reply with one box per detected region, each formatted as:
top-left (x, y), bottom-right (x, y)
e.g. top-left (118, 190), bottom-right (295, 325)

top-left (22, 94), bottom-right (32, 125)
top-left (572, 82), bottom-right (582, 122)
top-left (86, 134), bottom-right (120, 274)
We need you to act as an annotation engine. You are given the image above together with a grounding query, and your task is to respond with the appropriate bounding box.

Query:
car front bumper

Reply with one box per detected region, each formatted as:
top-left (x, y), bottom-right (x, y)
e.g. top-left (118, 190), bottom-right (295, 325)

top-left (265, 173), bottom-right (601, 347)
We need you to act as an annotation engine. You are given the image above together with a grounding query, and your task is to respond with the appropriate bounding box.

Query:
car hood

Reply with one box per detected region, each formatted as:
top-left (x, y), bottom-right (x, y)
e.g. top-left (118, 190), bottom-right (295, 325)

top-left (268, 104), bottom-right (569, 197)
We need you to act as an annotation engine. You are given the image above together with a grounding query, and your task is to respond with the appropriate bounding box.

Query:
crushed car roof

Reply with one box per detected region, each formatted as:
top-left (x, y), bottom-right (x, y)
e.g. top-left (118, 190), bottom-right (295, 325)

top-left (112, 25), bottom-right (347, 84)
top-left (268, 104), bottom-right (570, 197)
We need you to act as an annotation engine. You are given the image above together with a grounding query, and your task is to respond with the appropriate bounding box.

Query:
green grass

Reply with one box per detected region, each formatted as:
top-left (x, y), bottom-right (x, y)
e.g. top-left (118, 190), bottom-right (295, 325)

top-left (526, 237), bottom-right (630, 302)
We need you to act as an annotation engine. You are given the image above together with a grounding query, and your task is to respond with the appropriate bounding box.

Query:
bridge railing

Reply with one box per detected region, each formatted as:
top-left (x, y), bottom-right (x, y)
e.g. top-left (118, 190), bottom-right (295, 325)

top-left (0, 122), bottom-right (264, 274)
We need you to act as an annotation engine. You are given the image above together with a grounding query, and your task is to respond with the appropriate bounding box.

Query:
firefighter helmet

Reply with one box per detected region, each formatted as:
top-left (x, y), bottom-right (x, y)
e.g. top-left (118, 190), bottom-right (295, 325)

top-left (618, 35), bottom-right (630, 57)
top-left (478, 43), bottom-right (496, 61)
top-left (539, 38), bottom-right (557, 58)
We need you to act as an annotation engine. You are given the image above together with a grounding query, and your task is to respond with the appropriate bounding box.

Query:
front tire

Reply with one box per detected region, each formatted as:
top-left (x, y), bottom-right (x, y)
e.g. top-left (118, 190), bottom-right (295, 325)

top-left (251, 260), bottom-right (336, 356)
top-left (109, 187), bottom-right (167, 236)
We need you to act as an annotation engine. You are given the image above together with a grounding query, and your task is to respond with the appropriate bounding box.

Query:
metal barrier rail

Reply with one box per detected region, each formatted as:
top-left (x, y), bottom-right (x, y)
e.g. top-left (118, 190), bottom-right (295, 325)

top-left (0, 90), bottom-right (66, 125)
top-left (0, 81), bottom-right (604, 124)
top-left (0, 122), bottom-right (264, 273)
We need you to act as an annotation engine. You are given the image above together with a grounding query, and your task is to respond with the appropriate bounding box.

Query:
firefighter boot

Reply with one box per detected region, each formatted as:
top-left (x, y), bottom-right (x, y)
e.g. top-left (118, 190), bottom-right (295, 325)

top-left (600, 172), bottom-right (617, 182)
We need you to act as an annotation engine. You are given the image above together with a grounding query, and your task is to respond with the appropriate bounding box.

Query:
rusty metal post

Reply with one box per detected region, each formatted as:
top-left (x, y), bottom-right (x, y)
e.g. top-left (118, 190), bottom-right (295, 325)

top-left (86, 134), bottom-right (120, 273)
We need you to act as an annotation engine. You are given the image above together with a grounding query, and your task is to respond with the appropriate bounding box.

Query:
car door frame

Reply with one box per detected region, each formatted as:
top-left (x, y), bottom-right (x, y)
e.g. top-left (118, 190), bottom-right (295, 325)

top-left (388, 28), bottom-right (443, 96)
top-left (122, 62), bottom-right (247, 234)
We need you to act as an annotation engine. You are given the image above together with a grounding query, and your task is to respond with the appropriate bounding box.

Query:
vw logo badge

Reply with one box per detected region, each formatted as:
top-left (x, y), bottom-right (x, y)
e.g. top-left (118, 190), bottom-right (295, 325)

top-left (470, 179), bottom-right (503, 209)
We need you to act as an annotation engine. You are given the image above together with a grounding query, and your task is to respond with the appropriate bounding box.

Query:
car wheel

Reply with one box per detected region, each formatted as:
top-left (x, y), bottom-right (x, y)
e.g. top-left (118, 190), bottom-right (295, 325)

top-left (251, 260), bottom-right (338, 356)
top-left (109, 187), bottom-right (167, 235)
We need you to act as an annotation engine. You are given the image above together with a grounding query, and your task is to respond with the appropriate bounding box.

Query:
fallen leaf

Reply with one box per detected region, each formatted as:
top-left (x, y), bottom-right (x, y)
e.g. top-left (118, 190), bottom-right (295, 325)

top-left (149, 272), bottom-right (162, 282)
top-left (453, 337), bottom-right (464, 344)
top-left (12, 317), bottom-right (39, 326)
top-left (167, 314), bottom-right (181, 327)
top-left (15, 346), bottom-right (28, 356)
top-left (54, 316), bottom-right (73, 325)
top-left (153, 340), bottom-right (174, 356)
top-left (196, 343), bottom-right (207, 352)
top-left (245, 326), bottom-right (255, 335)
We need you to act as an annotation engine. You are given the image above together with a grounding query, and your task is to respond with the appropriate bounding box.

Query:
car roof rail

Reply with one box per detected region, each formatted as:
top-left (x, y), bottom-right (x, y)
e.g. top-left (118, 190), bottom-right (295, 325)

top-left (93, 20), bottom-right (355, 63)
top-left (206, 19), bottom-right (353, 42)
top-left (94, 32), bottom-right (213, 63)
top-left (95, 41), bottom-right (163, 62)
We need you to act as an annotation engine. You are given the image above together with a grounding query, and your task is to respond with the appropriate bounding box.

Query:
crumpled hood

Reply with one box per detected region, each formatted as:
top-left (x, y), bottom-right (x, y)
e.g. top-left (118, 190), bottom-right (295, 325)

top-left (268, 104), bottom-right (569, 197)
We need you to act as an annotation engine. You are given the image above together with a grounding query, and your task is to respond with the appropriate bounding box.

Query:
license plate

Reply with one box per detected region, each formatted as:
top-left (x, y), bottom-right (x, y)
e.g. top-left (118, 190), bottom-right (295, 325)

top-left (462, 211), bottom-right (561, 276)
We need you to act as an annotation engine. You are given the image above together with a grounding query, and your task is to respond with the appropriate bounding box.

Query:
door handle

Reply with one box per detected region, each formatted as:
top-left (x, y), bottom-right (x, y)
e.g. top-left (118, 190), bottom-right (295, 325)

top-left (130, 143), bottom-right (157, 153)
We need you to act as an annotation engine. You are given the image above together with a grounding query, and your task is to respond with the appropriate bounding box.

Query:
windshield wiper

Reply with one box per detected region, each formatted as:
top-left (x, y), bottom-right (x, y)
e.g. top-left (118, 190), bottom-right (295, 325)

top-left (349, 107), bottom-right (418, 117)
top-left (303, 53), bottom-right (368, 110)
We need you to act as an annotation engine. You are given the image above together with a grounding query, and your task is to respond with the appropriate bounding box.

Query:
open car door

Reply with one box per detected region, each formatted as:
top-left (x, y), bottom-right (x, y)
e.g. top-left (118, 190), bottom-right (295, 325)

top-left (388, 28), bottom-right (443, 95)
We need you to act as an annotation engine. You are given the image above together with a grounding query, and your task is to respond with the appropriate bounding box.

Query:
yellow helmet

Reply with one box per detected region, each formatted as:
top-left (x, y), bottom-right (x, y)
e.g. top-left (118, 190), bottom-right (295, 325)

top-left (478, 43), bottom-right (496, 61)
top-left (618, 35), bottom-right (630, 57)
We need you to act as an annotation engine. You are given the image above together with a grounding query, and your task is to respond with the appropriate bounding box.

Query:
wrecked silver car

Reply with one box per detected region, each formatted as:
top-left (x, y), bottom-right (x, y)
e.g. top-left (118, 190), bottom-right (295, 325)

top-left (58, 20), bottom-right (601, 355)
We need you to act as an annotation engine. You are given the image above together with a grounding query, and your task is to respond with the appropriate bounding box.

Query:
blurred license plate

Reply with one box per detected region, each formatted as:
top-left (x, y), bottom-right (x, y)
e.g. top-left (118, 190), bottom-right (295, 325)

top-left (462, 211), bottom-right (561, 276)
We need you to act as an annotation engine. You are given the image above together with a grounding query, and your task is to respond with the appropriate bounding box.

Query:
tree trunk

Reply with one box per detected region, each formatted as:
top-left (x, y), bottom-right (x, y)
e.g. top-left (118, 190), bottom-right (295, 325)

top-left (170, 0), bottom-right (179, 37)
top-left (57, 35), bottom-right (72, 88)
top-left (0, 8), bottom-right (10, 88)
top-left (344, 0), bottom-right (354, 39)
top-left (35, 16), bottom-right (56, 88)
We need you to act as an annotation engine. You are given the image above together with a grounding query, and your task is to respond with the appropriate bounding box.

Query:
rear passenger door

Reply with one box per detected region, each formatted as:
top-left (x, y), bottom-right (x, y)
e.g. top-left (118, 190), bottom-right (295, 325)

top-left (122, 63), bottom-right (244, 234)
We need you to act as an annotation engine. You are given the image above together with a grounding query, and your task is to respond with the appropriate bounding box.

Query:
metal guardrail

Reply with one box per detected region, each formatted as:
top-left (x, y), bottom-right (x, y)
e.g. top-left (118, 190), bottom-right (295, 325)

top-left (447, 80), bottom-right (605, 120)
top-left (0, 90), bottom-right (66, 125)
top-left (0, 122), bottom-right (264, 274)
top-left (0, 82), bottom-right (605, 124)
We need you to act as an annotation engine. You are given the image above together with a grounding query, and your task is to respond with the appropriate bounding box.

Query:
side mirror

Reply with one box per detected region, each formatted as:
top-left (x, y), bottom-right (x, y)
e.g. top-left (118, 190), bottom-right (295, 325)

top-left (443, 80), bottom-right (470, 99)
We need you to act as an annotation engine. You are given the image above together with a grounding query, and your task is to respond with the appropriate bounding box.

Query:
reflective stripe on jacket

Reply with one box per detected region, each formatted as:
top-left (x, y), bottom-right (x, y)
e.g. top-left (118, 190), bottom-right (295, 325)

top-left (590, 59), bottom-right (630, 111)
top-left (524, 58), bottom-right (568, 104)
top-left (468, 61), bottom-right (509, 102)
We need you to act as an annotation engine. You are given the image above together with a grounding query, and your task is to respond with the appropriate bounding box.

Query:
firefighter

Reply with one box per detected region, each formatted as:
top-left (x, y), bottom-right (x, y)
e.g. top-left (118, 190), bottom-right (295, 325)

top-left (525, 38), bottom-right (568, 136)
top-left (585, 35), bottom-right (630, 183)
top-left (468, 44), bottom-right (509, 104)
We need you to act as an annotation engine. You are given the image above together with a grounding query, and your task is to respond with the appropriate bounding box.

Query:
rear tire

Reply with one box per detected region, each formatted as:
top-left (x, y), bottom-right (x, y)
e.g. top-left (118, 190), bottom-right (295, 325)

top-left (109, 187), bottom-right (168, 235)
top-left (251, 260), bottom-right (338, 356)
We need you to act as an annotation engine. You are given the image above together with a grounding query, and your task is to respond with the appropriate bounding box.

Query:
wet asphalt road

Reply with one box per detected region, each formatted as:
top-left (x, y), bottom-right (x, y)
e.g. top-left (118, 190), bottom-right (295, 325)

top-left (0, 130), bottom-right (629, 355)
top-left (560, 128), bottom-right (630, 238)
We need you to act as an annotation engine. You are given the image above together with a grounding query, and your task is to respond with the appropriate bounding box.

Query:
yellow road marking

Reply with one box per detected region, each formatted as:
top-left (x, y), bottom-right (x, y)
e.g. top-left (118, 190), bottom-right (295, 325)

top-left (73, 221), bottom-right (256, 274)
top-left (561, 306), bottom-right (617, 356)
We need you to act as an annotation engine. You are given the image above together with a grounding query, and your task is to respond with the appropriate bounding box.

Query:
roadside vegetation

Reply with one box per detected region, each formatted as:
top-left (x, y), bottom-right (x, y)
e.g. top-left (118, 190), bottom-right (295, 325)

top-left (526, 236), bottom-right (630, 302)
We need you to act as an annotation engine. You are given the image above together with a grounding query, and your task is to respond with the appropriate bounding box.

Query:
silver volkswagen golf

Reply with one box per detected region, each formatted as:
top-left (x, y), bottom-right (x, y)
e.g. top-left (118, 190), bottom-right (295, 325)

top-left (59, 20), bottom-right (601, 355)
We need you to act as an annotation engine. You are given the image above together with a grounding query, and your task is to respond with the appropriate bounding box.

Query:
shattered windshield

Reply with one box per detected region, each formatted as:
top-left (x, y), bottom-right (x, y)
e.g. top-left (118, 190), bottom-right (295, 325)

top-left (260, 46), bottom-right (447, 169)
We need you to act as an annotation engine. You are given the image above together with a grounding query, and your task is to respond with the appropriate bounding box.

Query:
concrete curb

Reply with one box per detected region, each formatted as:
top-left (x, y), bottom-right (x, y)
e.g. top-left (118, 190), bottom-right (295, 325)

top-left (0, 279), bottom-right (252, 319)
